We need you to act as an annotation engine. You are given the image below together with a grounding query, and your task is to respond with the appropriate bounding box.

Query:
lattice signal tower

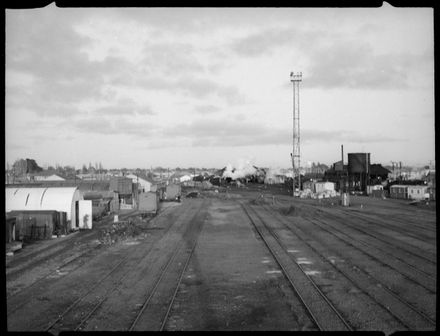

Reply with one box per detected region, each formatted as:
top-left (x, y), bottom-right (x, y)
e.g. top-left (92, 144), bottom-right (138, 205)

top-left (290, 71), bottom-right (302, 196)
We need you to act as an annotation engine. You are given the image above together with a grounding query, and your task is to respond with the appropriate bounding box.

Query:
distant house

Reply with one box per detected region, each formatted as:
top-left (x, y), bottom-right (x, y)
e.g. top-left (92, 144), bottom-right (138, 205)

top-left (264, 175), bottom-right (285, 184)
top-left (302, 180), bottom-right (316, 191)
top-left (33, 174), bottom-right (65, 182)
top-left (389, 185), bottom-right (408, 199)
top-left (179, 175), bottom-right (192, 183)
top-left (314, 181), bottom-right (335, 193)
top-left (369, 164), bottom-right (391, 181)
top-left (126, 173), bottom-right (153, 193)
top-left (407, 185), bottom-right (429, 201)
top-left (76, 173), bottom-right (109, 181)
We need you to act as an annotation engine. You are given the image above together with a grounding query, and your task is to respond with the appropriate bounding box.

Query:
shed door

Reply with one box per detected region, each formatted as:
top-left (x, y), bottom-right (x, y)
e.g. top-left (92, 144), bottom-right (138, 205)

top-left (75, 201), bottom-right (79, 228)
top-left (78, 200), bottom-right (93, 229)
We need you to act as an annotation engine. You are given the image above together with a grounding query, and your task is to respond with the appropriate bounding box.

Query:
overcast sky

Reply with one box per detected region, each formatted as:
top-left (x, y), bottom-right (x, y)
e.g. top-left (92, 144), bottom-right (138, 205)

top-left (5, 4), bottom-right (434, 170)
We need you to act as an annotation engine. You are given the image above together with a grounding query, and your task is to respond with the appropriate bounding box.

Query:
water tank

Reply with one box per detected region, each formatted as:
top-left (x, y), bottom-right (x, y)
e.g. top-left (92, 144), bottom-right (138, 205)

top-left (348, 153), bottom-right (370, 173)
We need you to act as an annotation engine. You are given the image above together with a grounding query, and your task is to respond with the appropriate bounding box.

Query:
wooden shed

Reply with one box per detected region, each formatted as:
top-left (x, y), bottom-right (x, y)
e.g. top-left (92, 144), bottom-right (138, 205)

top-left (407, 185), bottom-right (429, 201)
top-left (389, 185), bottom-right (408, 199)
top-left (6, 217), bottom-right (16, 243)
top-left (6, 210), bottom-right (60, 241)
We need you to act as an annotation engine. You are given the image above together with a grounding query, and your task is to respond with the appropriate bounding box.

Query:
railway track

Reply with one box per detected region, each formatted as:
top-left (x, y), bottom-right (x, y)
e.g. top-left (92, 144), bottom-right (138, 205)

top-left (43, 199), bottom-right (206, 333)
top-left (301, 213), bottom-right (436, 293)
top-left (351, 208), bottom-right (436, 232)
top-left (308, 213), bottom-right (437, 285)
top-left (241, 202), bottom-right (352, 331)
top-left (7, 210), bottom-right (139, 303)
top-left (128, 232), bottom-right (199, 331)
top-left (128, 200), bottom-right (206, 331)
top-left (7, 210), bottom-right (138, 267)
top-left (7, 204), bottom-right (191, 331)
top-left (271, 196), bottom-right (436, 266)
top-left (321, 206), bottom-right (436, 244)
top-left (259, 203), bottom-right (436, 329)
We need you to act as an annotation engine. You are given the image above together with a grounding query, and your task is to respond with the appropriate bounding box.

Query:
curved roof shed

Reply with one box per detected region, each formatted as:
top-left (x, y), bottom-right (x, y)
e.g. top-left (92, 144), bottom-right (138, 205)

top-left (6, 187), bottom-right (83, 228)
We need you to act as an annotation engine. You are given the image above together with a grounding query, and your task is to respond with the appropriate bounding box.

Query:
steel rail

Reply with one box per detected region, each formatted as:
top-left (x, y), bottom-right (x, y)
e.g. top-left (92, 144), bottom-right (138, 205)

top-left (273, 197), bottom-right (436, 266)
top-left (43, 205), bottom-right (190, 333)
top-left (128, 200), bottom-right (206, 331)
top-left (307, 214), bottom-right (437, 291)
top-left (159, 239), bottom-right (199, 331)
top-left (73, 203), bottom-right (196, 332)
top-left (313, 207), bottom-right (437, 280)
top-left (242, 203), bottom-right (352, 331)
top-left (8, 211), bottom-right (139, 316)
top-left (261, 203), bottom-right (435, 329)
top-left (127, 240), bottom-right (185, 331)
top-left (326, 207), bottom-right (436, 244)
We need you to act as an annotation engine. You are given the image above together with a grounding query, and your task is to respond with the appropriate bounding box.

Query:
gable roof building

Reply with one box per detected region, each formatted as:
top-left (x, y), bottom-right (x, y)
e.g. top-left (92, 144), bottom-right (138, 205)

top-left (126, 173), bottom-right (154, 192)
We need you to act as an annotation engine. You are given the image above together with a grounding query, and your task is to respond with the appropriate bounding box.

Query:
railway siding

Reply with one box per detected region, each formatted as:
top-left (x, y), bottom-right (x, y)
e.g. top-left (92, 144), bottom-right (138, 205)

top-left (259, 203), bottom-right (435, 330)
top-left (304, 215), bottom-right (436, 292)
top-left (6, 192), bottom-right (436, 333)
top-left (242, 203), bottom-right (352, 331)
top-left (77, 199), bottom-right (208, 331)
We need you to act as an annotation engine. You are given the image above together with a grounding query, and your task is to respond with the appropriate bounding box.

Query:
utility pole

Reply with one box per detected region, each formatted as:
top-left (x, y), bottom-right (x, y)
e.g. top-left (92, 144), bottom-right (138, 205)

top-left (290, 71), bottom-right (302, 196)
top-left (341, 144), bottom-right (345, 192)
top-left (391, 161), bottom-right (396, 180)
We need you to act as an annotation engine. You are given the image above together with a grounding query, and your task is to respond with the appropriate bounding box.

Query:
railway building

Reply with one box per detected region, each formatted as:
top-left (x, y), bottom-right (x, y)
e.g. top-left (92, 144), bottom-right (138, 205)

top-left (407, 185), bottom-right (429, 201)
top-left (325, 152), bottom-right (390, 195)
top-left (110, 176), bottom-right (136, 209)
top-left (389, 185), bottom-right (408, 199)
top-left (126, 173), bottom-right (154, 193)
top-left (7, 210), bottom-right (67, 240)
top-left (5, 187), bottom-right (92, 231)
top-left (32, 173), bottom-right (66, 182)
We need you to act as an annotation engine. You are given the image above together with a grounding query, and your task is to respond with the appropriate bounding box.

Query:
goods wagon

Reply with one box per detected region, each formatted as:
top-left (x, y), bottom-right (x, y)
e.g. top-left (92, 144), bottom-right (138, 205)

top-left (163, 183), bottom-right (181, 202)
top-left (407, 185), bottom-right (429, 201)
top-left (389, 185), bottom-right (408, 199)
top-left (138, 192), bottom-right (159, 215)
top-left (6, 210), bottom-right (67, 241)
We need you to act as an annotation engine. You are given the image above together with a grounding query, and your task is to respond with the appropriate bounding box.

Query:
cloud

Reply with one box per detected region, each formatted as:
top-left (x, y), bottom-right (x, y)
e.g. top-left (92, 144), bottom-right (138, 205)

top-left (228, 23), bottom-right (432, 90)
top-left (229, 26), bottom-right (325, 58)
top-left (195, 105), bottom-right (221, 114)
top-left (73, 117), bottom-right (115, 135)
top-left (142, 42), bottom-right (205, 76)
top-left (161, 118), bottom-right (402, 148)
top-left (163, 119), bottom-right (289, 147)
top-left (305, 41), bottom-right (433, 90)
top-left (92, 99), bottom-right (155, 117)
top-left (70, 116), bottom-right (156, 138)
top-left (133, 75), bottom-right (245, 105)
top-left (302, 129), bottom-right (401, 144)
top-left (231, 28), bottom-right (297, 57)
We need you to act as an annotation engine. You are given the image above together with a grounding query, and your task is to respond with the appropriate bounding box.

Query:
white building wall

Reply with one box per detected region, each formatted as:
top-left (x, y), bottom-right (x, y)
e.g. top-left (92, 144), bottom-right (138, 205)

top-left (407, 186), bottom-right (429, 200)
top-left (127, 174), bottom-right (152, 192)
top-left (6, 187), bottom-right (83, 230)
top-left (34, 174), bottom-right (65, 181)
top-left (78, 200), bottom-right (93, 229)
top-left (314, 182), bottom-right (335, 193)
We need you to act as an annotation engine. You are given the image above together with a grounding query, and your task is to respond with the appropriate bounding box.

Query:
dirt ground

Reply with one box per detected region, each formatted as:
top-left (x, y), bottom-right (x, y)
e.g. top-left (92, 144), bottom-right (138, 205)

top-left (5, 185), bottom-right (436, 333)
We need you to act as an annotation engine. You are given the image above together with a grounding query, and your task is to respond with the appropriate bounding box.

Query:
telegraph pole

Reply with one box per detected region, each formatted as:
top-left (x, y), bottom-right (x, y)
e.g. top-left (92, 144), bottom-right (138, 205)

top-left (290, 71), bottom-right (302, 196)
